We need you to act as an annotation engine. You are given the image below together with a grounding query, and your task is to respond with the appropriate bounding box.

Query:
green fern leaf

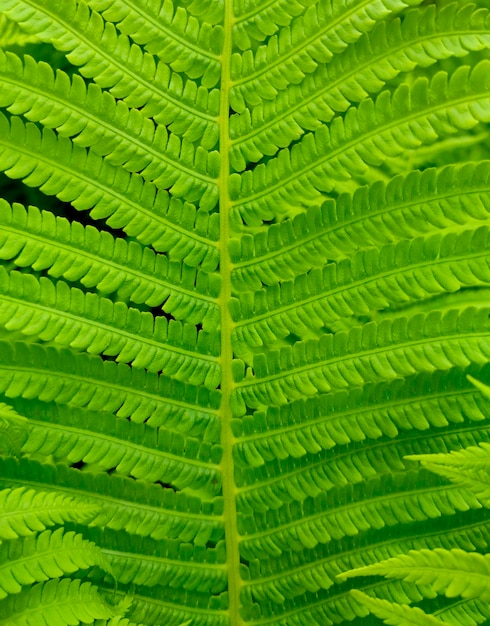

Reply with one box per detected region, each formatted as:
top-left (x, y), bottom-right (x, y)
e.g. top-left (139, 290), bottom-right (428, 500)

top-left (0, 15), bottom-right (38, 47)
top-left (0, 402), bottom-right (27, 455)
top-left (1, 1), bottom-right (490, 625)
top-left (350, 590), bottom-right (448, 625)
top-left (0, 487), bottom-right (99, 540)
top-left (0, 528), bottom-right (108, 599)
top-left (94, 620), bottom-right (150, 626)
top-left (341, 548), bottom-right (490, 602)
top-left (0, 578), bottom-right (115, 625)
top-left (0, 267), bottom-right (220, 387)
top-left (0, 201), bottom-right (220, 319)
top-left (18, 401), bottom-right (221, 494)
top-left (231, 162), bottom-right (490, 290)
top-left (0, 454), bottom-right (223, 548)
top-left (230, 3), bottom-right (490, 167)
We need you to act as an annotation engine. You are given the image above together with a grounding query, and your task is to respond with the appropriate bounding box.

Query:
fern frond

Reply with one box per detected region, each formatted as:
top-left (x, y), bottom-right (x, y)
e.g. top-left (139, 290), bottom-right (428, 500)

top-left (0, 122), bottom-right (221, 269)
top-left (231, 162), bottom-right (490, 289)
top-left (350, 590), bottom-right (448, 625)
top-left (0, 578), bottom-right (115, 625)
top-left (86, 527), bottom-right (226, 594)
top-left (341, 548), bottom-right (490, 602)
top-left (239, 471), bottom-right (482, 559)
top-left (85, 0), bottom-right (223, 85)
top-left (233, 0), bottom-right (315, 50)
top-left (0, 268), bottom-right (220, 388)
top-left (0, 457), bottom-right (223, 546)
top-left (1, 0), bottom-right (221, 147)
top-left (18, 400), bottom-right (222, 496)
top-left (1, 1), bottom-right (490, 624)
top-left (0, 528), bottom-right (107, 599)
top-left (371, 288), bottom-right (490, 327)
top-left (236, 418), bottom-right (490, 515)
top-left (240, 509), bottom-right (490, 612)
top-left (96, 583), bottom-right (227, 626)
top-left (407, 447), bottom-right (490, 505)
top-left (231, 3), bottom-right (490, 168)
top-left (233, 308), bottom-right (490, 413)
top-left (233, 368), bottom-right (490, 470)
top-left (287, 514), bottom-right (490, 592)
top-left (230, 0), bottom-right (421, 112)
top-left (0, 487), bottom-right (99, 540)
top-left (0, 401), bottom-right (27, 455)
top-left (0, 51), bottom-right (220, 186)
top-left (232, 61), bottom-right (490, 224)
top-left (408, 440), bottom-right (490, 471)
top-left (0, 14), bottom-right (38, 47)
top-left (0, 341), bottom-right (220, 436)
top-left (432, 598), bottom-right (490, 626)
top-left (232, 227), bottom-right (490, 350)
top-left (0, 53), bottom-right (221, 209)
top-left (0, 201), bottom-right (220, 322)
top-left (0, 111), bottom-right (218, 211)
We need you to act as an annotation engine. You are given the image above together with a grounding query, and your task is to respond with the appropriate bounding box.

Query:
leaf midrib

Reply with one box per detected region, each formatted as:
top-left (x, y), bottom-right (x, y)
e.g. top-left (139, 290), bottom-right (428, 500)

top-left (218, 4), bottom-right (244, 625)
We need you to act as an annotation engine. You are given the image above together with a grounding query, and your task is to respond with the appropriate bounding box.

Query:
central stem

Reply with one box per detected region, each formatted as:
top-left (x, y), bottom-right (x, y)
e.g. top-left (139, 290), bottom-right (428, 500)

top-left (218, 4), bottom-right (243, 625)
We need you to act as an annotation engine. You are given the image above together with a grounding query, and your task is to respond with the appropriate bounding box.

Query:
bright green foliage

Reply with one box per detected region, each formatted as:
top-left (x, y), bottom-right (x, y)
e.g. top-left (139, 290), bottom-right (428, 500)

top-left (0, 14), bottom-right (37, 47)
top-left (0, 402), bottom-right (27, 455)
top-left (0, 578), bottom-right (116, 625)
top-left (0, 527), bottom-right (108, 599)
top-left (349, 591), bottom-right (449, 626)
top-left (0, 487), bottom-right (99, 540)
top-left (342, 548), bottom-right (490, 601)
top-left (0, 1), bottom-right (489, 625)
top-left (407, 430), bottom-right (490, 504)
top-left (340, 436), bottom-right (490, 624)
